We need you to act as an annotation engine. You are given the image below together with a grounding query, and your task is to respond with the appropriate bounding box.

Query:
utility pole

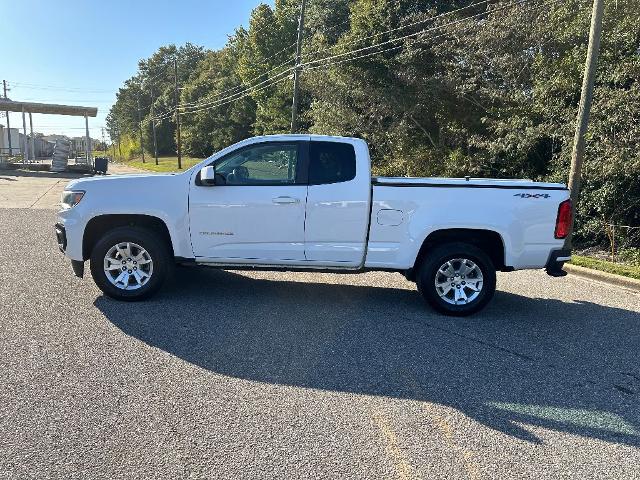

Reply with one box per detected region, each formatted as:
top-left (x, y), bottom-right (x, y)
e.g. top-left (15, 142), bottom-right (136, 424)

top-left (173, 57), bottom-right (182, 169)
top-left (566, 0), bottom-right (604, 249)
top-left (137, 96), bottom-right (145, 163)
top-left (28, 112), bottom-right (35, 161)
top-left (101, 127), bottom-right (106, 153)
top-left (117, 128), bottom-right (122, 159)
top-left (3, 80), bottom-right (12, 155)
top-left (290, 0), bottom-right (307, 134)
top-left (150, 86), bottom-right (159, 165)
top-left (21, 106), bottom-right (27, 163)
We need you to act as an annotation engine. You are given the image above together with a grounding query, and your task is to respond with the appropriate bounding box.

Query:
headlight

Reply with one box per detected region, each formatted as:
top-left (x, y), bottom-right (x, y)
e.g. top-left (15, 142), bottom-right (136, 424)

top-left (60, 190), bottom-right (85, 209)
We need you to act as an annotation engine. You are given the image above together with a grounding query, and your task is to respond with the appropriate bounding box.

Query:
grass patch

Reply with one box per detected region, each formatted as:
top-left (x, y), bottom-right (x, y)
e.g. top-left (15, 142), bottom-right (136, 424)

top-left (122, 156), bottom-right (203, 173)
top-left (570, 255), bottom-right (640, 280)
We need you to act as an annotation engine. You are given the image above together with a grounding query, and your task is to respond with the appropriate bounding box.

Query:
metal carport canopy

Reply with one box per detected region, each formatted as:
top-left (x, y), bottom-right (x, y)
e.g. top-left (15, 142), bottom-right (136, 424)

top-left (0, 99), bottom-right (97, 116)
top-left (0, 99), bottom-right (98, 164)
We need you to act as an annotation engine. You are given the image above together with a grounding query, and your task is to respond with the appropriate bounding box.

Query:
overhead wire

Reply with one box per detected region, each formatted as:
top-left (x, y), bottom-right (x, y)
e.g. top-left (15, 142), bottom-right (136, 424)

top-left (153, 0), bottom-right (538, 120)
top-left (307, 0), bottom-right (492, 58)
top-left (177, 76), bottom-right (291, 117)
top-left (179, 53), bottom-right (295, 108)
top-left (120, 0), bottom-right (571, 127)
top-left (302, 0), bottom-right (564, 73)
top-left (6, 81), bottom-right (115, 94)
top-left (164, 0), bottom-right (503, 116)
top-left (299, 0), bottom-right (538, 70)
top-left (153, 68), bottom-right (293, 122)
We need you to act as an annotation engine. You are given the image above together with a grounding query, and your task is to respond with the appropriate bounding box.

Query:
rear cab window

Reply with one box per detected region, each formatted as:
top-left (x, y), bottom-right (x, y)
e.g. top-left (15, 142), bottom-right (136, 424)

top-left (308, 141), bottom-right (356, 185)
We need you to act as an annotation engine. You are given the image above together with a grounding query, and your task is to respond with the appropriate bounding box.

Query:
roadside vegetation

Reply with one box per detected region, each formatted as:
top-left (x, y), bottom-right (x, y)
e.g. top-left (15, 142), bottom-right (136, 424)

top-left (121, 156), bottom-right (202, 173)
top-left (570, 254), bottom-right (640, 281)
top-left (104, 0), bottom-right (639, 273)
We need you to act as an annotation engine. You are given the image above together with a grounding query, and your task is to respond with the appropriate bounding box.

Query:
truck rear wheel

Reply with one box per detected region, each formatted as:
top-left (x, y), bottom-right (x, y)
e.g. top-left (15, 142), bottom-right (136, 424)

top-left (417, 242), bottom-right (496, 316)
top-left (89, 226), bottom-right (172, 301)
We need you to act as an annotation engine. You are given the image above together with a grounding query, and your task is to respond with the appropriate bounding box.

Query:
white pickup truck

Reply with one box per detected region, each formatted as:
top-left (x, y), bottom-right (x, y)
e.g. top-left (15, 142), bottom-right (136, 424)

top-left (55, 134), bottom-right (572, 315)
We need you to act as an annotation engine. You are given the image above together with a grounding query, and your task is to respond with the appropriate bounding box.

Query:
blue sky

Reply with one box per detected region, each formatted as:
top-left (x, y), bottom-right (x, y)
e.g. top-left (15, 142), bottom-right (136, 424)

top-left (1, 0), bottom-right (271, 139)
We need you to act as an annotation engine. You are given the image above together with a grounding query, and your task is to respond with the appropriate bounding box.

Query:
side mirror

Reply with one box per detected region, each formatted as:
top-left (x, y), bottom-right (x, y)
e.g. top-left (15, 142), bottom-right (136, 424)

top-left (200, 165), bottom-right (216, 186)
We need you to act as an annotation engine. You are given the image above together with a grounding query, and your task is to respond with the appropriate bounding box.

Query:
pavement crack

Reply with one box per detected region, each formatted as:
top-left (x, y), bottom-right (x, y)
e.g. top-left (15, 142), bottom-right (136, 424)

top-left (614, 385), bottom-right (636, 395)
top-left (29, 179), bottom-right (63, 208)
top-left (621, 372), bottom-right (640, 382)
top-left (416, 319), bottom-right (535, 362)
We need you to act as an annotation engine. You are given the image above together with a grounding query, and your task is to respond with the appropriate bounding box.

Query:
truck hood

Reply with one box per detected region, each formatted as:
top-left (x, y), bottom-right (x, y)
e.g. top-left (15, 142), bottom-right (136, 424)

top-left (65, 172), bottom-right (182, 191)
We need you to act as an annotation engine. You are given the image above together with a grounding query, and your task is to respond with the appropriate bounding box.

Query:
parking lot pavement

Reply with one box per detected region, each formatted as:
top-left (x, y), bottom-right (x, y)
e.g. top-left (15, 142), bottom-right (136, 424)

top-left (0, 162), bottom-right (146, 209)
top-left (1, 207), bottom-right (639, 479)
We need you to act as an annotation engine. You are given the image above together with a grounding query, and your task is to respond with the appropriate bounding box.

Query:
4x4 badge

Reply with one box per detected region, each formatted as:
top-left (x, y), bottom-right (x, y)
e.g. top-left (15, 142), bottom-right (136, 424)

top-left (514, 193), bottom-right (551, 199)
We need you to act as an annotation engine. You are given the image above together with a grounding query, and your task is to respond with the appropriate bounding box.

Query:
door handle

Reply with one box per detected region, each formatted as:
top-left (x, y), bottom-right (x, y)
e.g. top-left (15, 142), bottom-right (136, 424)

top-left (272, 196), bottom-right (300, 204)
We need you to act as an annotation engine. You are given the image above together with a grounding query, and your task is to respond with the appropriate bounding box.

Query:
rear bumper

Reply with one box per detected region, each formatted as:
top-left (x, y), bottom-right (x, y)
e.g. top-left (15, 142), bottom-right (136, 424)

top-left (545, 249), bottom-right (571, 277)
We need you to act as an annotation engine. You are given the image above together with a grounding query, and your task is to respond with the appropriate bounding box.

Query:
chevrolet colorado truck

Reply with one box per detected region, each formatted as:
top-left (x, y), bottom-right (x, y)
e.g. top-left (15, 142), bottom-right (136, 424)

top-left (55, 134), bottom-right (572, 315)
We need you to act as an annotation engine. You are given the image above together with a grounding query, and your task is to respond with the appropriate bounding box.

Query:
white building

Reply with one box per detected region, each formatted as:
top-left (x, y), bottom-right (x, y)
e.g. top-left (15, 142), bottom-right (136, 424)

top-left (0, 126), bottom-right (22, 156)
top-left (0, 125), bottom-right (55, 159)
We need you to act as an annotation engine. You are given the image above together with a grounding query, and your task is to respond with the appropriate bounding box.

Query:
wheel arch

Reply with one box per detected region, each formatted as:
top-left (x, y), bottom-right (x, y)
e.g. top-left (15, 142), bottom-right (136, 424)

top-left (408, 228), bottom-right (506, 280)
top-left (83, 214), bottom-right (174, 261)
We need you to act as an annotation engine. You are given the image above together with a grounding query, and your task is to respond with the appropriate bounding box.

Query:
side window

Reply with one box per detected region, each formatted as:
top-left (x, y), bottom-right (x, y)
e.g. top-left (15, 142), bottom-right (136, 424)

top-left (308, 141), bottom-right (356, 185)
top-left (216, 143), bottom-right (299, 185)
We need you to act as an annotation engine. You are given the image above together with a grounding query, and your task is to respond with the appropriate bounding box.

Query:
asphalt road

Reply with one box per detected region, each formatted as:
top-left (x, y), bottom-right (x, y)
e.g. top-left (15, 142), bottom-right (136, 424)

top-left (1, 207), bottom-right (639, 479)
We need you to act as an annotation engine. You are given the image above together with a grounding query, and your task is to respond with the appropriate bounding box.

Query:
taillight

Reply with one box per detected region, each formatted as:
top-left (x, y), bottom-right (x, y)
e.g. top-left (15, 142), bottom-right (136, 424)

top-left (555, 199), bottom-right (572, 239)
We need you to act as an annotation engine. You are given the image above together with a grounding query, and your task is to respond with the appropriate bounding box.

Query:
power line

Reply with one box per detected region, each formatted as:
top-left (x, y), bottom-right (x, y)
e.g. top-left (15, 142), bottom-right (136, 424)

top-left (179, 54), bottom-right (295, 108)
top-left (309, 0), bottom-right (491, 57)
top-left (169, 57), bottom-right (297, 116)
top-left (6, 81), bottom-right (115, 94)
top-left (179, 66), bottom-right (294, 113)
top-left (152, 69), bottom-right (292, 122)
top-left (107, 26), bottom-right (297, 121)
top-left (301, 0), bottom-right (566, 73)
top-left (299, 0), bottom-right (541, 70)
top-left (179, 43), bottom-right (296, 109)
top-left (176, 76), bottom-right (291, 117)
top-left (15, 98), bottom-right (114, 104)
top-left (143, 63), bottom-right (173, 84)
top-left (154, 0), bottom-right (549, 122)
top-left (291, 0), bottom-right (308, 133)
top-left (109, 0), bottom-right (569, 135)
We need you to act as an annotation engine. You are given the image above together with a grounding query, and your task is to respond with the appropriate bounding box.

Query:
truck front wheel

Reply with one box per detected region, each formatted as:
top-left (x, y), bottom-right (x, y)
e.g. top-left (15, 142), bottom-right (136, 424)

top-left (417, 242), bottom-right (496, 316)
top-left (89, 226), bottom-right (172, 301)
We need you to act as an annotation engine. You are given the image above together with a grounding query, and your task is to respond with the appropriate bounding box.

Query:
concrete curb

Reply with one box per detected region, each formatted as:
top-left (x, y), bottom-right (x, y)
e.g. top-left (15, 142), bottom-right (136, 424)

top-left (564, 263), bottom-right (640, 292)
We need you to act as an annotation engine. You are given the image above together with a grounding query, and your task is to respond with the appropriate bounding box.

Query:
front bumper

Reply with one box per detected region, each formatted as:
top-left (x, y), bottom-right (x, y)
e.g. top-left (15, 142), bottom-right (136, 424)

top-left (56, 207), bottom-right (85, 261)
top-left (71, 260), bottom-right (85, 278)
top-left (545, 249), bottom-right (571, 277)
top-left (55, 223), bottom-right (67, 252)
top-left (55, 218), bottom-right (85, 278)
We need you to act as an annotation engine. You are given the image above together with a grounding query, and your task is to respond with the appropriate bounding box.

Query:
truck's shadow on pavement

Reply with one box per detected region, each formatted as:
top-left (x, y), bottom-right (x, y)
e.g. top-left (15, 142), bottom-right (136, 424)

top-left (94, 268), bottom-right (640, 447)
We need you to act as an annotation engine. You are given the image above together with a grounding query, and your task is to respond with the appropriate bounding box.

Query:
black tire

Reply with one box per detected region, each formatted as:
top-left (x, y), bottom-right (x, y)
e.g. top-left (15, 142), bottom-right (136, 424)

top-left (89, 226), bottom-right (172, 301)
top-left (416, 242), bottom-right (496, 316)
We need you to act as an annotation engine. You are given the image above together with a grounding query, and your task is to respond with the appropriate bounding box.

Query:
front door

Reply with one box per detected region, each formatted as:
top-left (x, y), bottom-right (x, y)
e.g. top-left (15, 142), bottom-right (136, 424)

top-left (189, 142), bottom-right (307, 263)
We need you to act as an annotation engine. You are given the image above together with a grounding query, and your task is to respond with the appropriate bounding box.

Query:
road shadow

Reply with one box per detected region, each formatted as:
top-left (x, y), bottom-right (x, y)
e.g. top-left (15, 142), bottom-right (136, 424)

top-left (94, 268), bottom-right (640, 446)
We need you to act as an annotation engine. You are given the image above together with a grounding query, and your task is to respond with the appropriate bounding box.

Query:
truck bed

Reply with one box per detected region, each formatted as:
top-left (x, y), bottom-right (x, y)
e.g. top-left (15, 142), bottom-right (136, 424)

top-left (366, 176), bottom-right (569, 271)
top-left (372, 177), bottom-right (568, 190)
